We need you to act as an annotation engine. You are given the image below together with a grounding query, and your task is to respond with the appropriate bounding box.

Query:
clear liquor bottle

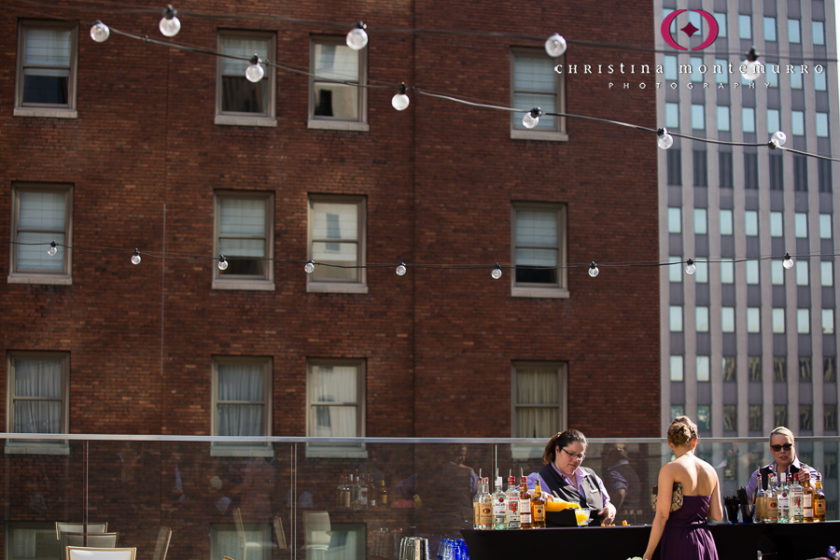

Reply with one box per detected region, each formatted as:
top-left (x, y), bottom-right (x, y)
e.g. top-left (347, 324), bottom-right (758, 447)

top-left (478, 477), bottom-right (493, 530)
top-left (493, 476), bottom-right (507, 529)
top-left (764, 473), bottom-right (778, 523)
top-left (755, 472), bottom-right (767, 523)
top-left (473, 478), bottom-right (482, 529)
top-left (790, 471), bottom-right (804, 522)
top-left (505, 475), bottom-right (520, 529)
top-left (776, 472), bottom-right (789, 523)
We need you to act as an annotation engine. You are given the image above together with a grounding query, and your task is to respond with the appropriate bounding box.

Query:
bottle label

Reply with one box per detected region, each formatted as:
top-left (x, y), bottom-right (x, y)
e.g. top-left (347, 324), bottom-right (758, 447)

top-left (815, 500), bottom-right (826, 516)
top-left (493, 499), bottom-right (507, 517)
top-left (479, 504), bottom-right (493, 526)
top-left (520, 498), bottom-right (532, 523)
top-left (533, 503), bottom-right (546, 522)
top-left (506, 499), bottom-right (519, 522)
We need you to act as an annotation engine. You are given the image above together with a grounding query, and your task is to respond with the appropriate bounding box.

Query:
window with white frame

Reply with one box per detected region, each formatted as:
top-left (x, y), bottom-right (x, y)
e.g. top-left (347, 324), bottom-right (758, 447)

top-left (307, 195), bottom-right (366, 293)
top-left (307, 359), bottom-right (365, 444)
top-left (9, 183), bottom-right (72, 285)
top-left (212, 357), bottom-right (272, 456)
top-left (216, 31), bottom-right (276, 126)
top-left (15, 20), bottom-right (78, 118)
top-left (213, 191), bottom-right (274, 290)
top-left (510, 49), bottom-right (566, 140)
top-left (6, 351), bottom-right (69, 454)
top-left (309, 36), bottom-right (367, 131)
top-left (512, 362), bottom-right (566, 438)
top-left (511, 203), bottom-right (567, 297)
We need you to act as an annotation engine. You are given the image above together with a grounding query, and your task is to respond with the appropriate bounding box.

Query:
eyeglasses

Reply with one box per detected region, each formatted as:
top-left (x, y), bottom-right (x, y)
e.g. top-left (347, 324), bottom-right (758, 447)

top-left (770, 443), bottom-right (793, 452)
top-left (561, 448), bottom-right (586, 461)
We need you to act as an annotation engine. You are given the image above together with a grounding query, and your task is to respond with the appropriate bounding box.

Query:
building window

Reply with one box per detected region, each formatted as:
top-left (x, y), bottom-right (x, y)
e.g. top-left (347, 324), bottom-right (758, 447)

top-left (7, 523), bottom-right (62, 560)
top-left (510, 49), bottom-right (566, 140)
top-left (793, 155), bottom-right (808, 192)
top-left (815, 70), bottom-right (827, 91)
top-left (714, 59), bottom-right (728, 84)
top-left (714, 13), bottom-right (726, 37)
top-left (213, 191), bottom-right (274, 290)
top-left (512, 203), bottom-right (567, 297)
top-left (669, 255), bottom-right (683, 283)
top-left (307, 195), bottom-right (366, 293)
top-left (719, 151), bottom-right (733, 188)
top-left (747, 307), bottom-right (760, 333)
top-left (738, 14), bottom-right (752, 39)
top-left (797, 309), bottom-right (810, 334)
top-left (826, 405), bottom-right (837, 432)
top-left (6, 351), bottom-right (69, 454)
top-left (795, 261), bottom-right (809, 286)
top-left (721, 261), bottom-right (734, 284)
top-left (306, 359), bottom-right (365, 455)
top-left (692, 150), bottom-right (707, 186)
top-left (697, 405), bottom-right (710, 432)
top-left (749, 405), bottom-right (762, 432)
top-left (812, 21), bottom-right (825, 45)
top-left (795, 212), bottom-right (807, 238)
top-left (690, 104), bottom-right (704, 130)
top-left (309, 36), bottom-right (367, 131)
top-left (722, 307), bottom-right (735, 332)
top-left (816, 113), bottom-right (829, 138)
top-left (763, 17), bottom-right (777, 41)
top-left (745, 259), bottom-right (759, 285)
top-left (750, 356), bottom-right (762, 382)
top-left (668, 207), bottom-right (682, 233)
top-left (15, 20), bottom-right (78, 118)
top-left (792, 111), bottom-right (805, 135)
top-left (720, 209), bottom-right (733, 235)
top-left (211, 356), bottom-right (272, 456)
top-left (216, 31), bottom-right (276, 126)
top-left (818, 160), bottom-right (832, 193)
top-left (741, 107), bottom-right (755, 133)
top-left (667, 148), bottom-right (682, 186)
top-left (744, 151), bottom-right (758, 189)
top-left (694, 208), bottom-right (707, 234)
top-left (769, 152), bottom-right (783, 191)
top-left (665, 102), bottom-right (679, 129)
top-left (788, 18), bottom-right (801, 43)
top-left (695, 261), bottom-right (708, 283)
top-left (819, 214), bottom-right (832, 238)
top-left (825, 357), bottom-right (836, 382)
top-left (773, 357), bottom-right (786, 382)
top-left (512, 362), bottom-right (567, 438)
top-left (696, 306), bottom-right (709, 332)
top-left (723, 356), bottom-right (736, 381)
top-left (799, 357), bottom-right (812, 382)
top-left (697, 356), bottom-right (710, 382)
top-left (9, 183), bottom-right (73, 285)
top-left (669, 356), bottom-right (684, 382)
top-left (770, 211), bottom-right (783, 237)
top-left (822, 309), bottom-right (835, 334)
top-left (771, 261), bottom-right (784, 285)
top-left (210, 522), bottom-right (272, 560)
top-left (772, 308), bottom-right (785, 333)
top-left (745, 210), bottom-right (758, 236)
top-left (689, 57), bottom-right (703, 82)
top-left (664, 55), bottom-right (677, 80)
top-left (821, 261), bottom-right (833, 287)
top-left (767, 109), bottom-right (780, 134)
top-left (670, 306), bottom-right (683, 332)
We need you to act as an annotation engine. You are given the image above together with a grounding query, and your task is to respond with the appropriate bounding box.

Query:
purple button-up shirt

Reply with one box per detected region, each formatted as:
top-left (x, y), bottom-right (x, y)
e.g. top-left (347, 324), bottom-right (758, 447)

top-left (526, 461), bottom-right (611, 507)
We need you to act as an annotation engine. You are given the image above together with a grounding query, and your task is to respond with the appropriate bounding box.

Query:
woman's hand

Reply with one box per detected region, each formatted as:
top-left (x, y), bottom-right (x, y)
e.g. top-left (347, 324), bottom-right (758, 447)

top-left (599, 502), bottom-right (617, 525)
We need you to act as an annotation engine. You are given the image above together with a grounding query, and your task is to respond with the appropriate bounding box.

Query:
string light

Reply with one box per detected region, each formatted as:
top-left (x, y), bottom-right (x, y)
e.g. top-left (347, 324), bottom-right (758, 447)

top-left (47, 240), bottom-right (58, 256)
top-left (304, 260), bottom-right (315, 274)
top-left (656, 128), bottom-right (674, 150)
top-left (740, 47), bottom-right (763, 81)
top-left (783, 252), bottom-right (795, 270)
top-left (769, 130), bottom-right (787, 148)
top-left (522, 107), bottom-right (542, 129)
top-left (391, 83), bottom-right (410, 111)
top-left (217, 254), bottom-right (229, 271)
top-left (684, 258), bottom-right (696, 275)
top-left (544, 33), bottom-right (567, 57)
top-left (588, 261), bottom-right (599, 278)
top-left (346, 21), bottom-right (368, 50)
top-left (158, 4), bottom-right (181, 38)
top-left (395, 262), bottom-right (407, 276)
top-left (90, 21), bottom-right (110, 43)
top-left (491, 264), bottom-right (503, 280)
top-left (131, 249), bottom-right (142, 265)
top-left (245, 55), bottom-right (265, 83)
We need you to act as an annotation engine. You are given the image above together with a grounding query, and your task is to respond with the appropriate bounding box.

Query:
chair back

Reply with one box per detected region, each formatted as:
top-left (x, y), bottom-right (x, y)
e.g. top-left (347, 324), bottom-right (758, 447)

top-left (66, 546), bottom-right (136, 560)
top-left (65, 533), bottom-right (118, 548)
top-left (303, 511), bottom-right (331, 549)
top-left (152, 527), bottom-right (172, 560)
top-left (57, 523), bottom-right (109, 540)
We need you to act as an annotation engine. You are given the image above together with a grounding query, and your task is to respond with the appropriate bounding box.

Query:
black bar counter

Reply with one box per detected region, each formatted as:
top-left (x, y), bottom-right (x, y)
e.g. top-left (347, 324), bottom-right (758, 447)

top-left (462, 521), bottom-right (840, 560)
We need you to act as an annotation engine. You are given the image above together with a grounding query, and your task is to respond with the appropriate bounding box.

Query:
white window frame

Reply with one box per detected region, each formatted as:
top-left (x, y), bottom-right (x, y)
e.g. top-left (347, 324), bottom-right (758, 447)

top-left (306, 358), bottom-right (366, 458)
top-left (510, 48), bottom-right (567, 141)
top-left (6, 351), bottom-right (69, 455)
top-left (511, 202), bottom-right (568, 298)
top-left (308, 36), bottom-right (368, 132)
top-left (215, 30), bottom-right (276, 127)
top-left (8, 183), bottom-right (73, 285)
top-left (211, 356), bottom-right (272, 457)
top-left (213, 191), bottom-right (274, 291)
top-left (511, 361), bottom-right (567, 439)
top-left (15, 20), bottom-right (78, 118)
top-left (306, 194), bottom-right (367, 294)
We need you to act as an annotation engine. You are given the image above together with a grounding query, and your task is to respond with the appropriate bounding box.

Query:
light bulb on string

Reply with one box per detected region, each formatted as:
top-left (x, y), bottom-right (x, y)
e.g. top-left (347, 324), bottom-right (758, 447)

top-left (391, 82), bottom-right (410, 111)
top-left (544, 33), bottom-right (567, 57)
top-left (740, 48), bottom-right (763, 81)
top-left (522, 107), bottom-right (542, 129)
top-left (491, 264), bottom-right (503, 280)
top-left (395, 262), bottom-right (407, 276)
top-left (783, 252), bottom-right (795, 270)
top-left (217, 254), bottom-right (229, 271)
top-left (304, 260), bottom-right (315, 274)
top-left (47, 240), bottom-right (58, 256)
top-left (346, 22), bottom-right (368, 50)
top-left (657, 128), bottom-right (674, 150)
top-left (588, 261), bottom-right (600, 278)
top-left (245, 55), bottom-right (264, 83)
top-left (685, 258), bottom-right (696, 275)
top-left (770, 130), bottom-right (787, 148)
top-left (131, 249), bottom-right (142, 265)
top-left (90, 21), bottom-right (110, 42)
top-left (159, 5), bottom-right (181, 37)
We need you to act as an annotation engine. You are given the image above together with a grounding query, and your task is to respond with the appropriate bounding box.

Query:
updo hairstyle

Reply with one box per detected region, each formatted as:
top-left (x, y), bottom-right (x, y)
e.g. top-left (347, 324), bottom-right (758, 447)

top-left (667, 416), bottom-right (698, 447)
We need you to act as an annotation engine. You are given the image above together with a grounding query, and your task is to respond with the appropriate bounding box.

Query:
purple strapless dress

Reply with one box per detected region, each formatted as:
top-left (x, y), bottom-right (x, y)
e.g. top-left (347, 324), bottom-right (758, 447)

top-left (660, 495), bottom-right (719, 560)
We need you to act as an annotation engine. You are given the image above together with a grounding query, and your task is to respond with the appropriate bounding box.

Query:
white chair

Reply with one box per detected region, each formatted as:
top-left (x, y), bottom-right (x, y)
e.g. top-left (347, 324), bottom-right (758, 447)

top-left (65, 533), bottom-right (118, 548)
top-left (56, 523), bottom-right (109, 540)
top-left (152, 527), bottom-right (172, 560)
top-left (66, 547), bottom-right (136, 560)
top-left (303, 511), bottom-right (331, 560)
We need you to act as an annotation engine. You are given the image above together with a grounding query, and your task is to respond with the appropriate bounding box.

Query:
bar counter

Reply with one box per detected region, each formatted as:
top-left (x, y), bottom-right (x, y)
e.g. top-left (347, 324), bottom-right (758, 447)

top-left (462, 521), bottom-right (840, 560)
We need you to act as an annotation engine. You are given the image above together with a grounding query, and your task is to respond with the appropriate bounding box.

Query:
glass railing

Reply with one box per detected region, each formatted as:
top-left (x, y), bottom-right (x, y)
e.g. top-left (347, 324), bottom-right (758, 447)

top-left (1, 434), bottom-right (837, 560)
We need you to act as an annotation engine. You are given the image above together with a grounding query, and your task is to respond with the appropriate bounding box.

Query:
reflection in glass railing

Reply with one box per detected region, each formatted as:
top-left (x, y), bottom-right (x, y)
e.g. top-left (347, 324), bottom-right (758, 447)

top-left (0, 435), bottom-right (837, 560)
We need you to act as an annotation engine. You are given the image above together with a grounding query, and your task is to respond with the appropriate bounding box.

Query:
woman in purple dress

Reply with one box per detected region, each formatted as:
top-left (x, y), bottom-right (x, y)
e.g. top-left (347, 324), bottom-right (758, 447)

top-left (642, 416), bottom-right (723, 560)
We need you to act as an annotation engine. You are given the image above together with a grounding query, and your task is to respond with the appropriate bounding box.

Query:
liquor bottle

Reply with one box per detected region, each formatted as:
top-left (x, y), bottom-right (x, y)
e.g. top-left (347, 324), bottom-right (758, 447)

top-left (802, 472), bottom-right (814, 522)
top-left (478, 477), bottom-right (493, 530)
top-left (337, 474), bottom-right (351, 508)
top-left (813, 474), bottom-right (826, 522)
top-left (473, 478), bottom-right (482, 529)
top-left (518, 476), bottom-right (532, 529)
top-left (531, 481), bottom-right (546, 528)
top-left (790, 471), bottom-right (804, 522)
top-left (764, 473), bottom-right (778, 524)
top-left (755, 472), bottom-right (767, 523)
top-left (776, 472), bottom-right (789, 524)
top-left (378, 478), bottom-right (389, 508)
top-left (505, 475), bottom-right (520, 529)
top-left (493, 476), bottom-right (508, 529)
top-left (358, 473), bottom-right (369, 508)
top-left (368, 475), bottom-right (377, 508)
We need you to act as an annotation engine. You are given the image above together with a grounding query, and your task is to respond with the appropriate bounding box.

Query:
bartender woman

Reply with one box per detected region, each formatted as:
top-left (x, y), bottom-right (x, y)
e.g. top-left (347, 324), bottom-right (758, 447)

top-left (527, 429), bottom-right (617, 525)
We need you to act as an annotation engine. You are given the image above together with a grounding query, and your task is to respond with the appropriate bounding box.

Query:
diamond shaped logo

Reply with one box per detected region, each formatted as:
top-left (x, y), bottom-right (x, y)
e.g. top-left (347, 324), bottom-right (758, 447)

top-left (681, 22), bottom-right (699, 37)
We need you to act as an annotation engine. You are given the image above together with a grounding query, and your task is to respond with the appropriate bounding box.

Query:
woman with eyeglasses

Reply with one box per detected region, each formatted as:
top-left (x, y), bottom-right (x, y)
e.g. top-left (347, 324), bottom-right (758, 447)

top-left (642, 416), bottom-right (722, 560)
top-left (526, 429), bottom-right (616, 525)
top-left (744, 426), bottom-right (821, 503)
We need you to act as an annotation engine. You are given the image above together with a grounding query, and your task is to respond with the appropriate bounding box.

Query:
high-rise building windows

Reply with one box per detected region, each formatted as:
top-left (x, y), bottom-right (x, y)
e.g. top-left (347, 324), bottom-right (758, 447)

top-left (714, 13), bottom-right (727, 37)
top-left (694, 208), bottom-right (707, 234)
top-left (689, 57), bottom-right (703, 82)
top-left (719, 151), bottom-right (733, 188)
top-left (819, 159), bottom-right (832, 193)
top-left (790, 68), bottom-right (803, 89)
top-left (691, 104), bottom-right (705, 130)
top-left (770, 211), bottom-right (784, 237)
top-left (722, 307), bottom-right (735, 332)
top-left (714, 59), bottom-right (728, 84)
top-left (697, 356), bottom-right (710, 381)
top-left (822, 310), bottom-right (835, 334)
top-left (738, 14), bottom-right (752, 39)
top-left (769, 152), bottom-right (783, 191)
top-left (767, 109), bottom-right (780, 135)
top-left (815, 70), bottom-right (827, 91)
top-left (746, 260), bottom-right (759, 285)
top-left (819, 214), bottom-right (832, 239)
top-left (794, 155), bottom-right (808, 191)
top-left (744, 152), bottom-right (759, 189)
top-left (670, 355), bottom-right (684, 381)
top-left (666, 102), bottom-right (679, 128)
top-left (747, 307), bottom-right (760, 333)
top-left (795, 212), bottom-right (808, 238)
top-left (696, 306), bottom-right (710, 332)
top-left (669, 255), bottom-right (683, 283)
top-left (745, 210), bottom-right (758, 236)
top-left (693, 150), bottom-right (707, 186)
top-left (742, 107), bottom-right (755, 133)
top-left (667, 148), bottom-right (682, 185)
top-left (720, 209), bottom-right (733, 236)
top-left (670, 306), bottom-right (683, 332)
top-left (797, 309), bottom-right (810, 334)
top-left (788, 18), bottom-right (801, 43)
top-left (772, 308), bottom-right (785, 333)
top-left (668, 207), bottom-right (682, 233)
top-left (812, 21), bottom-right (825, 45)
top-left (820, 261), bottom-right (833, 287)
top-left (771, 261), bottom-right (784, 286)
top-left (763, 16), bottom-right (777, 41)
top-left (795, 261), bottom-right (809, 286)
top-left (716, 106), bottom-right (730, 131)
top-left (664, 55), bottom-right (677, 80)
top-left (816, 112), bottom-right (829, 138)
top-left (721, 261), bottom-right (734, 284)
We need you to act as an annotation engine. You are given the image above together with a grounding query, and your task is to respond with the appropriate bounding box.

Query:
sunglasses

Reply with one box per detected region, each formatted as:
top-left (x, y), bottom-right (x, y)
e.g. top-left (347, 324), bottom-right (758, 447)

top-left (770, 443), bottom-right (793, 452)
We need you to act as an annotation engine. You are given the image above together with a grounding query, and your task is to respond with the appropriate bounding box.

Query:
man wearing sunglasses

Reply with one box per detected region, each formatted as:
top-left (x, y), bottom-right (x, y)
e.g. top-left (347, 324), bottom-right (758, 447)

top-left (745, 426), bottom-right (821, 502)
